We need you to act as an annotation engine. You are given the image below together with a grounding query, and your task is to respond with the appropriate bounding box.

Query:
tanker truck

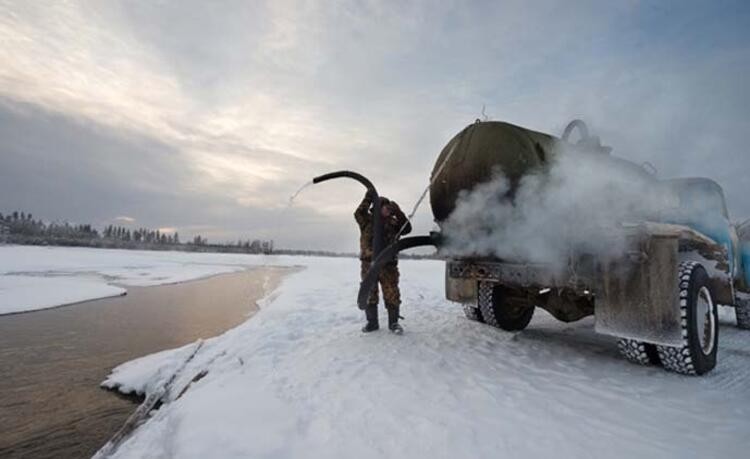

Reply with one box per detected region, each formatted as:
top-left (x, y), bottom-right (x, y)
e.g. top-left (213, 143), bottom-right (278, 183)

top-left (357, 119), bottom-right (750, 376)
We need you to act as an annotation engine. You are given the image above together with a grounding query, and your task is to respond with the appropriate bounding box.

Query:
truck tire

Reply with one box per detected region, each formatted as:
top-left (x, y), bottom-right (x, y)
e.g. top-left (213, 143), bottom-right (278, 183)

top-left (617, 339), bottom-right (660, 366)
top-left (736, 299), bottom-right (750, 330)
top-left (463, 303), bottom-right (485, 323)
top-left (657, 262), bottom-right (718, 375)
top-left (478, 281), bottom-right (534, 331)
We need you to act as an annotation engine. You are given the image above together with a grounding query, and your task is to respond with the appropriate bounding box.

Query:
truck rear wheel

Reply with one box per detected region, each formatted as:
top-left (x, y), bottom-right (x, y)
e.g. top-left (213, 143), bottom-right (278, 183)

top-left (463, 303), bottom-right (485, 322)
top-left (478, 281), bottom-right (534, 331)
top-left (657, 262), bottom-right (718, 375)
top-left (617, 339), bottom-right (660, 366)
top-left (736, 299), bottom-right (750, 330)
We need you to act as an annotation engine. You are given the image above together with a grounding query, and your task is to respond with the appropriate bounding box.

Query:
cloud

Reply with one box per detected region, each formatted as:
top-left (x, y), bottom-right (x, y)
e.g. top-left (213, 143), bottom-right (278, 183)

top-left (0, 99), bottom-right (359, 250)
top-left (0, 1), bottom-right (748, 251)
top-left (114, 216), bottom-right (136, 224)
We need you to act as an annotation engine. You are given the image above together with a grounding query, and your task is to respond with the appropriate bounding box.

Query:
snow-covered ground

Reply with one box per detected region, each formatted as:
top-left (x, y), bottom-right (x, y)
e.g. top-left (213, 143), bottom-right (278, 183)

top-left (97, 255), bottom-right (750, 459)
top-left (0, 274), bottom-right (127, 314)
top-left (1, 246), bottom-right (747, 457)
top-left (0, 245), bottom-right (299, 314)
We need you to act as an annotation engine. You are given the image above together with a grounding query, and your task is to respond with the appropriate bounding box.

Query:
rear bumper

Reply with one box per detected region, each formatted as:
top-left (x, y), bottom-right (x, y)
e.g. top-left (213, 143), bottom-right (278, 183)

top-left (445, 258), bottom-right (592, 305)
top-left (447, 259), bottom-right (591, 291)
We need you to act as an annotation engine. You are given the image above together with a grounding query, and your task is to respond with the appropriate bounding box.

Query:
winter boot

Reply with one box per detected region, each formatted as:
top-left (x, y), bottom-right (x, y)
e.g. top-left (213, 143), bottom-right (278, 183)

top-left (387, 305), bottom-right (403, 334)
top-left (362, 304), bottom-right (379, 333)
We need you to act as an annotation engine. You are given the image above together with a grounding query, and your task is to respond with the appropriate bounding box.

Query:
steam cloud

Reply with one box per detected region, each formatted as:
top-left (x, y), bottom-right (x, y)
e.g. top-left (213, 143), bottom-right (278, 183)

top-left (441, 148), bottom-right (674, 270)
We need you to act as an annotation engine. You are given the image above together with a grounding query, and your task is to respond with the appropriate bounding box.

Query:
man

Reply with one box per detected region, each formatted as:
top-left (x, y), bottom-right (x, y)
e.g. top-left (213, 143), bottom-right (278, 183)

top-left (355, 190), bottom-right (412, 334)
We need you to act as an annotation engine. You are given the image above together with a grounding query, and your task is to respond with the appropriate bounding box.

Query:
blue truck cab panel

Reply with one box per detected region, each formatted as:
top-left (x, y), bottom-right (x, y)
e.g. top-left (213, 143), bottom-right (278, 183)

top-left (661, 178), bottom-right (739, 278)
top-left (738, 222), bottom-right (750, 291)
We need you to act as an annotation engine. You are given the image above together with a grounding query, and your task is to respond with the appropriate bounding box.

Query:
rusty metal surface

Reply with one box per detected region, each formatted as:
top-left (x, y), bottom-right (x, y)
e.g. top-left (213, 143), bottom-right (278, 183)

top-left (445, 266), bottom-right (477, 303)
top-left (446, 259), bottom-right (589, 290)
top-left (594, 232), bottom-right (682, 346)
top-left (636, 221), bottom-right (733, 304)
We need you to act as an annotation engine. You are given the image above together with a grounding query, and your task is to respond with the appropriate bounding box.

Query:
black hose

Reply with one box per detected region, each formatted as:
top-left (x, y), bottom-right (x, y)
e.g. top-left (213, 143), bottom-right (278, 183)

top-left (313, 171), bottom-right (376, 192)
top-left (357, 234), bottom-right (441, 309)
top-left (312, 170), bottom-right (385, 257)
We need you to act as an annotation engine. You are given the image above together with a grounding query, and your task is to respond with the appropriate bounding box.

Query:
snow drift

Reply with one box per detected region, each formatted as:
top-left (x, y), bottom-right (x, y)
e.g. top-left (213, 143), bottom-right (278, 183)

top-left (100, 257), bottom-right (750, 459)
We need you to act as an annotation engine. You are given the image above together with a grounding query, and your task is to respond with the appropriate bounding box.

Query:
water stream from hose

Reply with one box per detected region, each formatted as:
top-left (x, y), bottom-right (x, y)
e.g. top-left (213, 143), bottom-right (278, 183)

top-left (288, 181), bottom-right (313, 206)
top-left (268, 181), bottom-right (314, 256)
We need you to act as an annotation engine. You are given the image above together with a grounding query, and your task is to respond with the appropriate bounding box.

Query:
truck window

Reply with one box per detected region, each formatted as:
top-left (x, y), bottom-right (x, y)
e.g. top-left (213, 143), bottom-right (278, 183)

top-left (673, 180), bottom-right (729, 220)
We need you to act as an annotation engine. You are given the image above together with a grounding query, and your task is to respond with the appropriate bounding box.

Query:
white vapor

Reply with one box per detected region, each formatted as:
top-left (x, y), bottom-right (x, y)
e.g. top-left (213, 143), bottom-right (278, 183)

top-left (441, 147), bottom-right (673, 269)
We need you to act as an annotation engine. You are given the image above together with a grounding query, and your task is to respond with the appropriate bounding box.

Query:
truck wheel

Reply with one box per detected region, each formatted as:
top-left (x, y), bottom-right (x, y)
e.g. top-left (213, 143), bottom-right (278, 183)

top-left (736, 299), bottom-right (750, 330)
top-left (478, 281), bottom-right (534, 331)
top-left (463, 303), bottom-right (485, 322)
top-left (657, 262), bottom-right (718, 375)
top-left (617, 339), bottom-right (660, 366)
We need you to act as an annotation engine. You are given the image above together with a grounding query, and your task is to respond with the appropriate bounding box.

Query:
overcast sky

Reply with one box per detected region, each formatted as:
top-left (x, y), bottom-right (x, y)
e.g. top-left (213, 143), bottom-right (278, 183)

top-left (1, 1), bottom-right (748, 251)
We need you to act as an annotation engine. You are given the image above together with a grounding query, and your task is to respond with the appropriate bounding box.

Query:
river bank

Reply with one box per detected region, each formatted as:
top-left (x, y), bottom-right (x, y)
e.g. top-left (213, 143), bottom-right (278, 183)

top-left (0, 267), bottom-right (294, 458)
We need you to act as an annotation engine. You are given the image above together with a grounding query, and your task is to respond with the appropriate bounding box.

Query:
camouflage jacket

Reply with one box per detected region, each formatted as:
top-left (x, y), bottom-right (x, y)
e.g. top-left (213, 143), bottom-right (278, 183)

top-left (354, 193), bottom-right (412, 261)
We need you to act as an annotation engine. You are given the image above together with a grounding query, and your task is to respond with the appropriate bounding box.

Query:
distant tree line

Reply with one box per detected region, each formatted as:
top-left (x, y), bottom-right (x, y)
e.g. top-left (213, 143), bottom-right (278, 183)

top-left (0, 211), bottom-right (98, 241)
top-left (0, 209), bottom-right (437, 259)
top-left (103, 225), bottom-right (180, 245)
top-left (0, 210), bottom-right (274, 255)
top-left (236, 239), bottom-right (273, 254)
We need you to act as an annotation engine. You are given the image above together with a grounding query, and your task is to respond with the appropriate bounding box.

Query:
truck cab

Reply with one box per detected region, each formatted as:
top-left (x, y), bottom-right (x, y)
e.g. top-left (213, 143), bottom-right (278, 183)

top-left (659, 177), bottom-right (750, 299)
top-left (661, 178), bottom-right (742, 282)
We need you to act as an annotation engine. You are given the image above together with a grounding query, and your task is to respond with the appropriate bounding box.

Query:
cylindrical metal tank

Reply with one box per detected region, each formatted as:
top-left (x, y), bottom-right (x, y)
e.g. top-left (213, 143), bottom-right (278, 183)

top-left (430, 121), bottom-right (560, 222)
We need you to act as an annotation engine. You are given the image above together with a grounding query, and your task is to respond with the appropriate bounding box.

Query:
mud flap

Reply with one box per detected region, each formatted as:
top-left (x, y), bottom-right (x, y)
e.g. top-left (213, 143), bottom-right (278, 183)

top-left (594, 234), bottom-right (683, 346)
top-left (445, 267), bottom-right (477, 303)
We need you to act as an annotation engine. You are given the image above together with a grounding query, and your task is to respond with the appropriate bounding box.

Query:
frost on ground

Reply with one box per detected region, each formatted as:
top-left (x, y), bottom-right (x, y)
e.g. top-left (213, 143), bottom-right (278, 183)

top-left (0, 245), bottom-right (293, 314)
top-left (102, 257), bottom-right (750, 459)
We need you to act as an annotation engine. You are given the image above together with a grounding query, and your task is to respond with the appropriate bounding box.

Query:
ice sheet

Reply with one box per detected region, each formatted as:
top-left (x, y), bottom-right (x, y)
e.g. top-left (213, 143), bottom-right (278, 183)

top-left (0, 245), bottom-right (303, 314)
top-left (0, 274), bottom-right (126, 315)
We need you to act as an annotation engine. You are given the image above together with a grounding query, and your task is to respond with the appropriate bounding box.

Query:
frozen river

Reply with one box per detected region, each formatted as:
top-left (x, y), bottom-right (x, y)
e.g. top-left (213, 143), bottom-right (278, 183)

top-left (1, 246), bottom-right (748, 458)
top-left (0, 267), bottom-right (291, 458)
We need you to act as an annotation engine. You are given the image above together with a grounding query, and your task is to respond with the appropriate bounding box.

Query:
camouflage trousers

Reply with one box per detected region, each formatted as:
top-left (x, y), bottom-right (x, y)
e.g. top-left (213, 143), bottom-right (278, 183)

top-left (360, 260), bottom-right (401, 309)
